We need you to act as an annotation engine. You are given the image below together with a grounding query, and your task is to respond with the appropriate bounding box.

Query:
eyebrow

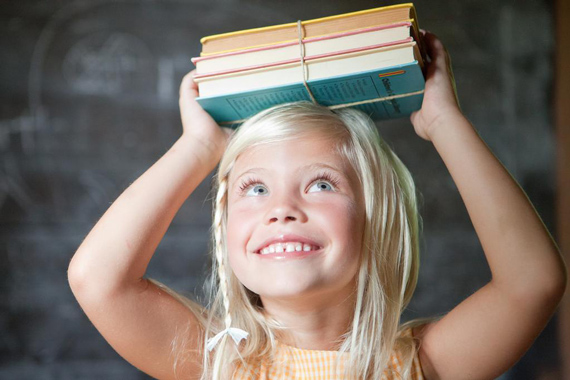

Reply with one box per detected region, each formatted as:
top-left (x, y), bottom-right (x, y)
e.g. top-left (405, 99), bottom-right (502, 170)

top-left (230, 163), bottom-right (347, 187)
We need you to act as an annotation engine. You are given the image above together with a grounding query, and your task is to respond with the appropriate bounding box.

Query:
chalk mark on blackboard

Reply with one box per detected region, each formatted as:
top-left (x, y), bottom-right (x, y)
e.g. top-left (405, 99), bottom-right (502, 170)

top-left (0, 157), bottom-right (35, 214)
top-left (0, 108), bottom-right (48, 154)
top-left (27, 0), bottom-right (157, 153)
top-left (78, 170), bottom-right (118, 213)
top-left (158, 58), bottom-right (175, 102)
top-left (21, 0), bottom-right (287, 152)
top-left (62, 32), bottom-right (153, 96)
top-left (499, 6), bottom-right (518, 177)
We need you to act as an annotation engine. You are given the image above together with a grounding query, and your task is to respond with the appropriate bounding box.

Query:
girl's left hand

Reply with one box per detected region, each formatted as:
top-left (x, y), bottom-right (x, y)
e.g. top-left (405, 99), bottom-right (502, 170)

top-left (410, 31), bottom-right (463, 141)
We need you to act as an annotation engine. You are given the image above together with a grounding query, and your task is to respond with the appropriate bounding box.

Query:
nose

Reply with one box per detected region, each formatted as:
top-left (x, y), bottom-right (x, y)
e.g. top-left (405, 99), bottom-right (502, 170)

top-left (264, 195), bottom-right (307, 224)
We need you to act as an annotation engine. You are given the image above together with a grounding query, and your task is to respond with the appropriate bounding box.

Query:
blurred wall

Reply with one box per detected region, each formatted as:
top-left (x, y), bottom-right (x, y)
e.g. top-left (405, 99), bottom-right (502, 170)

top-left (0, 0), bottom-right (559, 378)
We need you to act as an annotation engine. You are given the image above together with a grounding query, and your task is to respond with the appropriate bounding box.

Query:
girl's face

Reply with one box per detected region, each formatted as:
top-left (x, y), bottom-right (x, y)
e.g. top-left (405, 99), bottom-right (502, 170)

top-left (226, 132), bottom-right (365, 305)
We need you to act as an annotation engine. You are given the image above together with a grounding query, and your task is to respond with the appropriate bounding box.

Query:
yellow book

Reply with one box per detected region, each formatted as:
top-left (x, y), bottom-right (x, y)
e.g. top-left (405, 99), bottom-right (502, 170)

top-left (200, 3), bottom-right (421, 56)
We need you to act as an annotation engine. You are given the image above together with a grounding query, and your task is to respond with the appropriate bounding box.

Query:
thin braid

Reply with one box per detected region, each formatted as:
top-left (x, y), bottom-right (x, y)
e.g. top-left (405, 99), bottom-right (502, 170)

top-left (213, 176), bottom-right (233, 330)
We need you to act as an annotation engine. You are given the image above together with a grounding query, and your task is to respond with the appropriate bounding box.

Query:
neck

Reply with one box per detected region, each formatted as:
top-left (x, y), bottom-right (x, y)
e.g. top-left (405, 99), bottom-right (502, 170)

top-left (260, 284), bottom-right (357, 351)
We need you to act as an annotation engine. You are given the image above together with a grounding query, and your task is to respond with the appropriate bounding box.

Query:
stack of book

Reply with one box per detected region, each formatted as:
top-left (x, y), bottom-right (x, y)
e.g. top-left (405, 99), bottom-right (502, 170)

top-left (193, 3), bottom-right (426, 125)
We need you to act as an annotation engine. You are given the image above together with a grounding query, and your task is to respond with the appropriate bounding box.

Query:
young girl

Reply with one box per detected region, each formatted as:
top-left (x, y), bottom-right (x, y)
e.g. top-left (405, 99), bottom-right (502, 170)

top-left (68, 31), bottom-right (566, 379)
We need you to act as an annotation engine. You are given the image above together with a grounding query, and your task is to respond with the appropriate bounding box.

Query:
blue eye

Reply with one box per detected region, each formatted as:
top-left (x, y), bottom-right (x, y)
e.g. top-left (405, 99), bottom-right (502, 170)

top-left (246, 184), bottom-right (269, 196)
top-left (308, 181), bottom-right (334, 193)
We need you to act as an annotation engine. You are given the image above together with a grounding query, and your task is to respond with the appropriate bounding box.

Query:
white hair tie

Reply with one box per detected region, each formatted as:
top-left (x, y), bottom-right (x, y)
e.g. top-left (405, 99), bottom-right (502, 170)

top-left (206, 327), bottom-right (249, 351)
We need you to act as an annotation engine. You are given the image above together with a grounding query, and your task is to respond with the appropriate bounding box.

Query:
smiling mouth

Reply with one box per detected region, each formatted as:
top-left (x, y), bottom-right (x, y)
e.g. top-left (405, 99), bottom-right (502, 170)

top-left (256, 242), bottom-right (321, 255)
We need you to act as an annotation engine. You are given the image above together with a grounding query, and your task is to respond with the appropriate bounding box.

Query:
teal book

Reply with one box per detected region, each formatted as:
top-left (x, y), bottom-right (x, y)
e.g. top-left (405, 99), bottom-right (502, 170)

top-left (196, 61), bottom-right (424, 126)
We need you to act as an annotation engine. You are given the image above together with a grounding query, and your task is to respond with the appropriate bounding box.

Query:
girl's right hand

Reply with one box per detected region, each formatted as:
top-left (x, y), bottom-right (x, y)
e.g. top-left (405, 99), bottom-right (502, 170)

top-left (179, 70), bottom-right (233, 162)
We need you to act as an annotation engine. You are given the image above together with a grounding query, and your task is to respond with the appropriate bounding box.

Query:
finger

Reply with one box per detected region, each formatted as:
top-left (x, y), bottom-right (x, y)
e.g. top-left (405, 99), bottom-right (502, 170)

top-left (188, 69), bottom-right (198, 90)
top-left (424, 32), bottom-right (451, 73)
top-left (180, 70), bottom-right (199, 99)
top-left (221, 127), bottom-right (235, 139)
top-left (424, 32), bottom-right (445, 58)
top-left (410, 111), bottom-right (417, 125)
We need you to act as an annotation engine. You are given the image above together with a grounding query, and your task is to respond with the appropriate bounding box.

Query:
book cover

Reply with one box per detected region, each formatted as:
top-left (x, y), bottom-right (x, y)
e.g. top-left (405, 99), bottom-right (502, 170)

top-left (196, 61), bottom-right (424, 125)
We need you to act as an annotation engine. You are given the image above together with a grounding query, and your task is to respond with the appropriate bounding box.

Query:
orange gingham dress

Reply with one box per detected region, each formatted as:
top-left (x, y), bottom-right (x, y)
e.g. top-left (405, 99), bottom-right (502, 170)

top-left (233, 330), bottom-right (424, 379)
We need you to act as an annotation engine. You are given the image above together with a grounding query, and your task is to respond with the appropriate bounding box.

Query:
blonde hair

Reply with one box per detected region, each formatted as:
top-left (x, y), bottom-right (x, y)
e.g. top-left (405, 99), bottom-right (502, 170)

top-left (191, 101), bottom-right (423, 379)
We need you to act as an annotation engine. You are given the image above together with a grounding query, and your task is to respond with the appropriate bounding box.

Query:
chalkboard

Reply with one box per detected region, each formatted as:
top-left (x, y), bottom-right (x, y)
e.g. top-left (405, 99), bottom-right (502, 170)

top-left (0, 0), bottom-right (559, 378)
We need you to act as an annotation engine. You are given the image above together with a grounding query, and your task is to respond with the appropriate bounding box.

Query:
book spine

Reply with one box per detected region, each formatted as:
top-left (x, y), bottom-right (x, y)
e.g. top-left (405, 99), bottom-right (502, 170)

top-left (196, 61), bottom-right (424, 125)
top-left (193, 37), bottom-right (412, 79)
top-left (200, 3), bottom-right (414, 44)
top-left (192, 22), bottom-right (411, 64)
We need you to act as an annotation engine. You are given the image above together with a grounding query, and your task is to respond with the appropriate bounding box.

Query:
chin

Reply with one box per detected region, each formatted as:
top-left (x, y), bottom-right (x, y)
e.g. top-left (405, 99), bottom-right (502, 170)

top-left (245, 277), bottom-right (327, 300)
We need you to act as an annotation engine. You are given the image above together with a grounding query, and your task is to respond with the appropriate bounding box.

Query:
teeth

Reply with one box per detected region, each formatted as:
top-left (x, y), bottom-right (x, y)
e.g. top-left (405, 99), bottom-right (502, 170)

top-left (258, 242), bottom-right (318, 254)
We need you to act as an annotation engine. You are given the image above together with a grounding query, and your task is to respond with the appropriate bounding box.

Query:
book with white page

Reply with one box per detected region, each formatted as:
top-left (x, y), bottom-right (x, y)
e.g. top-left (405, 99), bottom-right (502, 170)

top-left (192, 22), bottom-right (413, 76)
top-left (194, 41), bottom-right (421, 97)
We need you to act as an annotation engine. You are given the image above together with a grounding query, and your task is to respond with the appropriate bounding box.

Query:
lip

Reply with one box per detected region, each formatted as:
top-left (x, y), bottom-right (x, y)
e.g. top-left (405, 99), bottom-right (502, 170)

top-left (252, 234), bottom-right (323, 254)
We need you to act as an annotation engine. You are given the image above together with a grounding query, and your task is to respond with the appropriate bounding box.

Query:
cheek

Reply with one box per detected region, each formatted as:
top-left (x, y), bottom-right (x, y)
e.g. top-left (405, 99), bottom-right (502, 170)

top-left (322, 199), bottom-right (364, 242)
top-left (226, 211), bottom-right (263, 294)
top-left (226, 205), bottom-right (255, 248)
top-left (332, 201), bottom-right (365, 269)
top-left (226, 207), bottom-right (255, 276)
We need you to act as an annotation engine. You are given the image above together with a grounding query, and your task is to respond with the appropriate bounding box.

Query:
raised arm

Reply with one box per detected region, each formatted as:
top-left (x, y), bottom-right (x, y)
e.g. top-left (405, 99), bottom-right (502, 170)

top-left (411, 32), bottom-right (567, 380)
top-left (67, 71), bottom-right (230, 380)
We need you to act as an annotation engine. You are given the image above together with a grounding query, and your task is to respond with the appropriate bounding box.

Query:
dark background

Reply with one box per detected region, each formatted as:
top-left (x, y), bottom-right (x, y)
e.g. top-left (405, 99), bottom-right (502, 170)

top-left (0, 0), bottom-right (560, 378)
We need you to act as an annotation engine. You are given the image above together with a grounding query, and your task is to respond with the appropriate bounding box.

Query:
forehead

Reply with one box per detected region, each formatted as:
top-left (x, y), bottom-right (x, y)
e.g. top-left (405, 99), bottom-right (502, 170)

top-left (230, 134), bottom-right (351, 177)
